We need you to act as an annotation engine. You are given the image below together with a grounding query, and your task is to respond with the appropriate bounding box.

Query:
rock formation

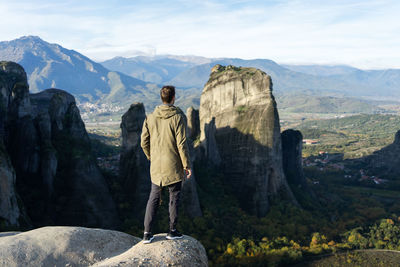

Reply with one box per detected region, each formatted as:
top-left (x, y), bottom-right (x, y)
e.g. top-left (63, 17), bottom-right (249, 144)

top-left (199, 64), bottom-right (296, 216)
top-left (0, 227), bottom-right (207, 267)
top-left (365, 130), bottom-right (400, 176)
top-left (281, 129), bottom-right (313, 194)
top-left (0, 61), bottom-right (29, 225)
top-left (0, 142), bottom-right (20, 226)
top-left (281, 129), bottom-right (306, 187)
top-left (183, 107), bottom-right (203, 217)
top-left (0, 226), bottom-right (140, 267)
top-left (0, 61), bottom-right (118, 228)
top-left (120, 103), bottom-right (202, 218)
top-left (119, 103), bottom-right (151, 217)
top-left (187, 106), bottom-right (200, 141)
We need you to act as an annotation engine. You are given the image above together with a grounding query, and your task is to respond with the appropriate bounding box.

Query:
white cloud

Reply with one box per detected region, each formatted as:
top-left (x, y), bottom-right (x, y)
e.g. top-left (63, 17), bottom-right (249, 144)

top-left (0, 0), bottom-right (399, 69)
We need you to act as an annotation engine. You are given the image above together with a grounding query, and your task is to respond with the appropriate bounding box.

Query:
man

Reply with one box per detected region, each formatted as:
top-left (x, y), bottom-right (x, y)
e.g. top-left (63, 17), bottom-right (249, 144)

top-left (140, 85), bottom-right (192, 244)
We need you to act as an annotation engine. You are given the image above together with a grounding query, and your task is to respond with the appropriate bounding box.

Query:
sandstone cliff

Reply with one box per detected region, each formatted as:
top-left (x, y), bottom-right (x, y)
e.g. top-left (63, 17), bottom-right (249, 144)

top-left (0, 61), bottom-right (118, 228)
top-left (199, 65), bottom-right (296, 216)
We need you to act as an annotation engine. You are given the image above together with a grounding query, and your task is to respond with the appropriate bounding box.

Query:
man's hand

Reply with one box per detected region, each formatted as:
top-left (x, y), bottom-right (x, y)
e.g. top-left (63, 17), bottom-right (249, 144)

top-left (184, 168), bottom-right (192, 179)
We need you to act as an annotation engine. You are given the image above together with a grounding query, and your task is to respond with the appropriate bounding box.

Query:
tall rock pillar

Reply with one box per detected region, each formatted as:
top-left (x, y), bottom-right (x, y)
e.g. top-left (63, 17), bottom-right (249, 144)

top-left (120, 103), bottom-right (150, 217)
top-left (199, 65), bottom-right (296, 216)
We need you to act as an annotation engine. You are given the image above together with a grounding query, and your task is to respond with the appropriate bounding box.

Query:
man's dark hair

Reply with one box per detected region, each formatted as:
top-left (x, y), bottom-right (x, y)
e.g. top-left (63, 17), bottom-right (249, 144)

top-left (160, 85), bottom-right (175, 103)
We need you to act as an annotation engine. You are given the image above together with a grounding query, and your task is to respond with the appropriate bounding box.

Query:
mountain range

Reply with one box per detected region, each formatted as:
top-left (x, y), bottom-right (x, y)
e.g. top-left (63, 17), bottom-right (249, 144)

top-left (101, 55), bottom-right (400, 98)
top-left (1, 36), bottom-right (399, 120)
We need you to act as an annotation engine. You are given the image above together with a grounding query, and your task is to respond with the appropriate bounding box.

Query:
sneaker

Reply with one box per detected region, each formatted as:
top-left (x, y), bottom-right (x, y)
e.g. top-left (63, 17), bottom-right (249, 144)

top-left (166, 229), bottom-right (183, 240)
top-left (143, 232), bottom-right (154, 244)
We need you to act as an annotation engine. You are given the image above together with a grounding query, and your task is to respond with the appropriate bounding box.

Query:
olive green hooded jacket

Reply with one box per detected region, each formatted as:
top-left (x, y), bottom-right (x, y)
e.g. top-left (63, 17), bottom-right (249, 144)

top-left (140, 105), bottom-right (191, 186)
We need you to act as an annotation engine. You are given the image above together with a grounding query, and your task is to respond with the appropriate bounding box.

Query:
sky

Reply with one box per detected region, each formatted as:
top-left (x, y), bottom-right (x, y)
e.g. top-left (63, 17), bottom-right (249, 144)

top-left (0, 0), bottom-right (399, 69)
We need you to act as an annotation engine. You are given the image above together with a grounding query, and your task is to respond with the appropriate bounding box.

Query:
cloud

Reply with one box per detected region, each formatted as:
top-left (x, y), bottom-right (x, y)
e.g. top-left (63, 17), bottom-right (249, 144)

top-left (0, 0), bottom-right (399, 68)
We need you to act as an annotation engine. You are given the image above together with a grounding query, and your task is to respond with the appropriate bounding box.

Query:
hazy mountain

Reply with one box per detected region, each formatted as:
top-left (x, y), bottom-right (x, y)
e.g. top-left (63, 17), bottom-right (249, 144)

top-left (101, 55), bottom-right (213, 84)
top-left (0, 36), bottom-right (162, 113)
top-left (167, 58), bottom-right (355, 94)
top-left (102, 55), bottom-right (399, 114)
top-left (275, 93), bottom-right (385, 114)
top-left (1, 36), bottom-right (399, 120)
top-left (104, 56), bottom-right (400, 98)
top-left (101, 56), bottom-right (198, 84)
top-left (282, 64), bottom-right (359, 76)
top-left (331, 69), bottom-right (400, 97)
top-left (284, 64), bottom-right (400, 97)
top-left (0, 36), bottom-right (205, 117)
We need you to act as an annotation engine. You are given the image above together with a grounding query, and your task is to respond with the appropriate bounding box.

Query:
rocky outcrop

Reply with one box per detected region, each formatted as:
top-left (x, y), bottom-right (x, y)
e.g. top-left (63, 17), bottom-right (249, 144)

top-left (93, 233), bottom-right (208, 267)
top-left (187, 106), bottom-right (200, 141)
top-left (0, 142), bottom-right (20, 226)
top-left (365, 130), bottom-right (400, 176)
top-left (0, 226), bottom-right (140, 267)
top-left (281, 129), bottom-right (313, 196)
top-left (0, 227), bottom-right (207, 267)
top-left (0, 61), bottom-right (118, 228)
top-left (183, 107), bottom-right (203, 217)
top-left (199, 65), bottom-right (296, 216)
top-left (119, 103), bottom-right (150, 217)
top-left (0, 61), bottom-right (29, 225)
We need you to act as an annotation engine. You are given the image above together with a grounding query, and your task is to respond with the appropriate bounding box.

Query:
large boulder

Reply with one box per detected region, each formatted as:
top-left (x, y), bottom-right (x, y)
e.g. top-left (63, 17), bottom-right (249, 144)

top-left (0, 226), bottom-right (140, 267)
top-left (199, 64), bottom-right (296, 216)
top-left (93, 233), bottom-right (208, 267)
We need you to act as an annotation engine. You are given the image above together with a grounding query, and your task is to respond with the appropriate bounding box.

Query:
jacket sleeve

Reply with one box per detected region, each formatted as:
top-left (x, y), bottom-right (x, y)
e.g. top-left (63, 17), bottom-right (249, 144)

top-left (140, 117), bottom-right (151, 160)
top-left (175, 115), bottom-right (191, 169)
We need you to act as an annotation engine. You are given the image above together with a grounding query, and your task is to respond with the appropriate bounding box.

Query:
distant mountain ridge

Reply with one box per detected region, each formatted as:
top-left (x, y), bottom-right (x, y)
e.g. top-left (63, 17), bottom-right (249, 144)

top-left (0, 36), bottom-right (142, 96)
top-left (1, 36), bottom-right (399, 120)
top-left (101, 55), bottom-right (214, 84)
top-left (102, 55), bottom-right (400, 98)
top-left (282, 64), bottom-right (360, 76)
top-left (0, 36), bottom-right (202, 119)
top-left (0, 36), bottom-right (162, 118)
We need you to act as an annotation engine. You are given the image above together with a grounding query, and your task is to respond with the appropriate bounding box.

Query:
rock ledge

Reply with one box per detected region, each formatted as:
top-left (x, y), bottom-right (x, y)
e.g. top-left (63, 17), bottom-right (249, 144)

top-left (0, 227), bottom-right (208, 267)
top-left (93, 233), bottom-right (208, 267)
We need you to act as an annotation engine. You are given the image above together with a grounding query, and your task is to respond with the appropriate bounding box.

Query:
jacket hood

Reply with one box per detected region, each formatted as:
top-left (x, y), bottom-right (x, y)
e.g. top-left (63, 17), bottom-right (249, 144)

top-left (154, 105), bottom-right (182, 119)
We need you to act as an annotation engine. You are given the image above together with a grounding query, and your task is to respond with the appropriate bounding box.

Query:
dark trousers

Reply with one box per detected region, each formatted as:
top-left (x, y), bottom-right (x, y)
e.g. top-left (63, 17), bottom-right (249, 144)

top-left (144, 181), bottom-right (182, 233)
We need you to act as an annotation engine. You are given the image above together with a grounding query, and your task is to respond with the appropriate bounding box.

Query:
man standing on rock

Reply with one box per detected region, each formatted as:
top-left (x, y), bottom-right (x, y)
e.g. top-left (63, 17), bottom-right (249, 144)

top-left (140, 85), bottom-right (192, 244)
